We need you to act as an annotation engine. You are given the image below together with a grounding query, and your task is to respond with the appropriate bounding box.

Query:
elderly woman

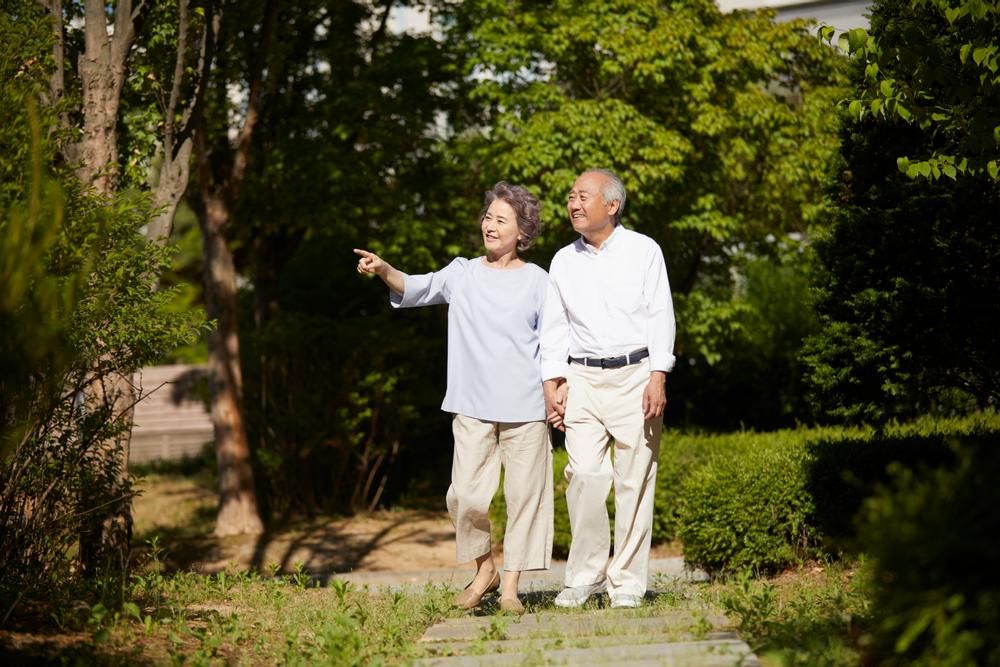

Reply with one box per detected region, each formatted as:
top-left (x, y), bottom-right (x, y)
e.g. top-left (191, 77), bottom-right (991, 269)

top-left (354, 182), bottom-right (552, 614)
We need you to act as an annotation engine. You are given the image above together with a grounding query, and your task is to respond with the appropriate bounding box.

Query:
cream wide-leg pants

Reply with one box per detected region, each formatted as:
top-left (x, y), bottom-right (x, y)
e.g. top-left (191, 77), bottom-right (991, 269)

top-left (446, 415), bottom-right (553, 571)
top-left (563, 359), bottom-right (662, 597)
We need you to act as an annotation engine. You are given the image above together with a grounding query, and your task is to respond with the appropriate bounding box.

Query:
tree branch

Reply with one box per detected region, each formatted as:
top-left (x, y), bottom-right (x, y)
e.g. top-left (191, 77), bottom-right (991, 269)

top-left (175, 1), bottom-right (221, 155)
top-left (229, 0), bottom-right (279, 199)
top-left (163, 0), bottom-right (191, 160)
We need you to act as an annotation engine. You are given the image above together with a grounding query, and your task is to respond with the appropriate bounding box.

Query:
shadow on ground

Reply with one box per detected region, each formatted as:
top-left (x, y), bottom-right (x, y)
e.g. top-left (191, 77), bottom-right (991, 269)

top-left (134, 510), bottom-right (456, 577)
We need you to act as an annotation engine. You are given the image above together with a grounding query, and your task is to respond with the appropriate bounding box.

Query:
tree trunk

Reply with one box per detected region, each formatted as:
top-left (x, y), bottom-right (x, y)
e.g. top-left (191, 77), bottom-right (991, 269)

top-left (198, 189), bottom-right (264, 537)
top-left (146, 139), bottom-right (194, 243)
top-left (70, 0), bottom-right (144, 577)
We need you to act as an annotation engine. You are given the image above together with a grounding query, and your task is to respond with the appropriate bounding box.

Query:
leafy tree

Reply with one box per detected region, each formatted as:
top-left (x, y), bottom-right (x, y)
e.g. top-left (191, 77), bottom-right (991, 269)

top-left (189, 0), bottom-right (461, 517)
top-left (804, 0), bottom-right (1000, 423)
top-left (437, 0), bottom-right (847, 425)
top-left (830, 0), bottom-right (1000, 180)
top-left (28, 0), bottom-right (219, 561)
top-left (0, 7), bottom-right (203, 613)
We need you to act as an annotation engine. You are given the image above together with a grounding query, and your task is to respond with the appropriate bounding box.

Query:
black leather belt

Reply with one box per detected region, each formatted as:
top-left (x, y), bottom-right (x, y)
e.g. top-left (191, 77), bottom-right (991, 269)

top-left (568, 348), bottom-right (649, 369)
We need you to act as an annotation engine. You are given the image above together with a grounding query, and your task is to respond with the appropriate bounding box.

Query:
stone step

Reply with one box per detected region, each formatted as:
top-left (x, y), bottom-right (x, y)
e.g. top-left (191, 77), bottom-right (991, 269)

top-left (416, 638), bottom-right (760, 666)
top-left (416, 598), bottom-right (759, 666)
top-left (419, 610), bottom-right (731, 643)
top-left (423, 630), bottom-right (742, 657)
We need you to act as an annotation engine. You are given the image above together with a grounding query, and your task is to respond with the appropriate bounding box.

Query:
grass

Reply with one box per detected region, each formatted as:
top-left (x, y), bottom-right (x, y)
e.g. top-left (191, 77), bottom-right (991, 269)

top-left (8, 544), bottom-right (462, 665)
top-left (5, 422), bottom-right (904, 664)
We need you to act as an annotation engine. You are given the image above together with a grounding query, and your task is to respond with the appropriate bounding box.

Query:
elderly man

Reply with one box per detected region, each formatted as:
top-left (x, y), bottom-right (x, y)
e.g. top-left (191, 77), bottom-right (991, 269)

top-left (540, 168), bottom-right (676, 609)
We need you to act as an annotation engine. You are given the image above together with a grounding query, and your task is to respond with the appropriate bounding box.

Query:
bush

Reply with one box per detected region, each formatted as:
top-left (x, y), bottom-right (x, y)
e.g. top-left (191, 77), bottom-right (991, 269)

top-left (858, 436), bottom-right (1000, 666)
top-left (0, 14), bottom-right (204, 617)
top-left (678, 439), bottom-right (818, 576)
top-left (487, 414), bottom-right (1000, 576)
top-left (676, 414), bottom-right (1000, 577)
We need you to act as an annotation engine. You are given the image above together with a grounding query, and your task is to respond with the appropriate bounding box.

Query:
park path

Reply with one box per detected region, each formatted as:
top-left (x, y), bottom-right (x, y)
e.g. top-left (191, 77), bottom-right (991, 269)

top-left (339, 558), bottom-right (760, 666)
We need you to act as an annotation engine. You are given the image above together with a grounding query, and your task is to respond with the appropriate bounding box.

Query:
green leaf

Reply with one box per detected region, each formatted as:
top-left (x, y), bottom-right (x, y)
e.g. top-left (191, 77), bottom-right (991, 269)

top-left (896, 156), bottom-right (910, 172)
top-left (960, 43), bottom-right (972, 64)
top-left (848, 100), bottom-right (863, 119)
top-left (848, 28), bottom-right (868, 53)
top-left (988, 161), bottom-right (999, 180)
top-left (871, 98), bottom-right (883, 115)
top-left (879, 79), bottom-right (894, 97)
top-left (973, 47), bottom-right (989, 65)
top-left (942, 164), bottom-right (957, 179)
top-left (896, 103), bottom-right (912, 121)
top-left (865, 63), bottom-right (879, 81)
top-left (916, 162), bottom-right (931, 177)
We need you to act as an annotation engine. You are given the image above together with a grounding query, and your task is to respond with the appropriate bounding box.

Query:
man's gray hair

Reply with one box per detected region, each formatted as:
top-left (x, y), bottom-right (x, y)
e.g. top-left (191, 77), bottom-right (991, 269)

top-left (585, 168), bottom-right (626, 225)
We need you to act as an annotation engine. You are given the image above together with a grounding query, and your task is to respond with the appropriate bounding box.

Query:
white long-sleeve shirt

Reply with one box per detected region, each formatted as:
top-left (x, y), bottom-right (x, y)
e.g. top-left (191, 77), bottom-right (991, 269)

top-left (540, 225), bottom-right (676, 381)
top-left (390, 257), bottom-right (548, 422)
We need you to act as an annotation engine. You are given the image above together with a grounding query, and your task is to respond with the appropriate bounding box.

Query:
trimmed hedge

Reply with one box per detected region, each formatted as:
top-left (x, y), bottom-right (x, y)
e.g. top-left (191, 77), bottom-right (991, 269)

top-left (488, 413), bottom-right (1000, 575)
top-left (677, 440), bottom-right (817, 575)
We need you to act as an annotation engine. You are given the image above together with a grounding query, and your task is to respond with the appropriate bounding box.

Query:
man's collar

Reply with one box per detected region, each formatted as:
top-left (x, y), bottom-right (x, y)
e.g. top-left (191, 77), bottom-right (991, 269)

top-left (579, 223), bottom-right (624, 254)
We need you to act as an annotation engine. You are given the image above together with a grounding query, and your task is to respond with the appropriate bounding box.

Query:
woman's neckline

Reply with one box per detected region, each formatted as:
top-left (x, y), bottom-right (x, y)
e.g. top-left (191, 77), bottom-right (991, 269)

top-left (479, 256), bottom-right (528, 271)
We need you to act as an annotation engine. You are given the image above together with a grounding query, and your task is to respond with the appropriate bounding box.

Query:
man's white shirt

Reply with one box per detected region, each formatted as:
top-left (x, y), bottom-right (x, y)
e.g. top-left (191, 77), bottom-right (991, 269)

top-left (540, 225), bottom-right (676, 381)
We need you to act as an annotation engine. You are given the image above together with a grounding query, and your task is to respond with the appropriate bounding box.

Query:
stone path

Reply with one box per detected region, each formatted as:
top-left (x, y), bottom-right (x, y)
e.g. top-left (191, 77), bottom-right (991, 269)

top-left (337, 559), bottom-right (760, 666)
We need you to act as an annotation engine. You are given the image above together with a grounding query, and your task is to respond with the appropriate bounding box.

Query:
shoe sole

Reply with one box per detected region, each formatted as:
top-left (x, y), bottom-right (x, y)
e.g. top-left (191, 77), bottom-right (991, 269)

top-left (554, 586), bottom-right (605, 608)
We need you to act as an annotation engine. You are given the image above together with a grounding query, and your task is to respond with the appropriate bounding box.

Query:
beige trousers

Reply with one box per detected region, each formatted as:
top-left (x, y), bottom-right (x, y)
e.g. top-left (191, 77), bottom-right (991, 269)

top-left (563, 360), bottom-right (662, 597)
top-left (446, 415), bottom-right (553, 571)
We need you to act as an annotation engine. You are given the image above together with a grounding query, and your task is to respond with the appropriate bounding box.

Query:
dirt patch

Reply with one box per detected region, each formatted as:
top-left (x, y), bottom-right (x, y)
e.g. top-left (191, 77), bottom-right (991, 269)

top-left (132, 473), bottom-right (680, 575)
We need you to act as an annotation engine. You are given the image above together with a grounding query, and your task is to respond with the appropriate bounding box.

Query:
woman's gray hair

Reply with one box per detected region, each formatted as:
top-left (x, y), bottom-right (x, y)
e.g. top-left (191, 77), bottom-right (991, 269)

top-left (480, 181), bottom-right (542, 252)
top-left (585, 168), bottom-right (627, 225)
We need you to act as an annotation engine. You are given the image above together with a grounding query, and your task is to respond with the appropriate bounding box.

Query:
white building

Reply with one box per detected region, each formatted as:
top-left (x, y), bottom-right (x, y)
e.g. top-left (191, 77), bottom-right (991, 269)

top-left (718, 0), bottom-right (870, 30)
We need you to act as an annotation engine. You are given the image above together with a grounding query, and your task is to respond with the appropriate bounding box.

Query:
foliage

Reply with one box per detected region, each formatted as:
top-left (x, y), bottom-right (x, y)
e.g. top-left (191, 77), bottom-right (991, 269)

top-left (827, 0), bottom-right (1000, 180)
top-left (671, 248), bottom-right (819, 429)
top-left (0, 12), bottom-right (205, 620)
top-left (858, 435), bottom-right (1000, 666)
top-left (805, 0), bottom-right (1000, 423)
top-left (214, 0), bottom-right (467, 516)
top-left (803, 95), bottom-right (1000, 423)
top-left (718, 563), bottom-right (873, 666)
top-left (677, 439), bottom-right (818, 575)
top-left (667, 413), bottom-right (1000, 575)
top-left (441, 0), bottom-right (848, 377)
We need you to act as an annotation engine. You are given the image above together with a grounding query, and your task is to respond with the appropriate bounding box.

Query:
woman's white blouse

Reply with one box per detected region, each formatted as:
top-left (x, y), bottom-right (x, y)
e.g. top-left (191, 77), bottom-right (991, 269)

top-left (390, 257), bottom-right (548, 423)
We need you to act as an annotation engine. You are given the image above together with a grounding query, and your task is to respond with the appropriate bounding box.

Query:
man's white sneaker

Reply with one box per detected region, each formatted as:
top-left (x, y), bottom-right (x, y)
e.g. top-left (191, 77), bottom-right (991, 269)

top-left (554, 581), bottom-right (606, 608)
top-left (609, 593), bottom-right (642, 609)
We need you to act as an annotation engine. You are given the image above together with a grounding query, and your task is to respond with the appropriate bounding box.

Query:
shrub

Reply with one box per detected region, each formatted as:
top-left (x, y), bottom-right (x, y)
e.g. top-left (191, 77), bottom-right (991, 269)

top-left (858, 436), bottom-right (1000, 666)
top-left (0, 18), bottom-right (204, 616)
top-left (677, 440), bottom-right (818, 576)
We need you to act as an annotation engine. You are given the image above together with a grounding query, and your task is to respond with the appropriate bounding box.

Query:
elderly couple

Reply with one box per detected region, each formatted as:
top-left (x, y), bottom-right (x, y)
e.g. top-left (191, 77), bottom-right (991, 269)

top-left (354, 169), bottom-right (675, 615)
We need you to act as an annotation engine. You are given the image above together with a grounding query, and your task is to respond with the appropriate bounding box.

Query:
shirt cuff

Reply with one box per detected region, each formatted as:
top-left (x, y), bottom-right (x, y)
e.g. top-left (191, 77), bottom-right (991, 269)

top-left (649, 352), bottom-right (676, 374)
top-left (541, 359), bottom-right (570, 382)
top-left (388, 274), bottom-right (409, 308)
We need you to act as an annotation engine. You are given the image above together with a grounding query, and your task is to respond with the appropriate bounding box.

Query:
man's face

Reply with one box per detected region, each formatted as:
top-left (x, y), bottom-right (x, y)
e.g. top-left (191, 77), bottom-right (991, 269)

top-left (566, 172), bottom-right (616, 237)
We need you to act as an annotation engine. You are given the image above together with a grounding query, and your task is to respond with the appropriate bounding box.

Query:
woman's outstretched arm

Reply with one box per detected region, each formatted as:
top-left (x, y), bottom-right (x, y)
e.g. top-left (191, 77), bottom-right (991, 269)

top-left (354, 248), bottom-right (405, 295)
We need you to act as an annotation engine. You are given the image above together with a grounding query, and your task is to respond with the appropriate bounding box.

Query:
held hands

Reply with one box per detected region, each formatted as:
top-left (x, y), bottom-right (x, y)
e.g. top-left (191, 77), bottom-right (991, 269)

top-left (544, 379), bottom-right (568, 432)
top-left (642, 371), bottom-right (668, 420)
top-left (354, 248), bottom-right (387, 277)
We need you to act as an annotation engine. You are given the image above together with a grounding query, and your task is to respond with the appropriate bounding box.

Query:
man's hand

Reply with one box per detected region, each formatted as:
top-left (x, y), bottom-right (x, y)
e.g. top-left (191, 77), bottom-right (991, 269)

top-left (642, 371), bottom-right (667, 420)
top-left (544, 378), bottom-right (568, 431)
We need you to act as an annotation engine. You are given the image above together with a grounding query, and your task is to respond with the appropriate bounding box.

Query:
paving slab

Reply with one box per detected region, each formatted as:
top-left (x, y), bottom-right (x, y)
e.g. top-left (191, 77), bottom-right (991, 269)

top-left (416, 638), bottom-right (760, 666)
top-left (329, 557), bottom-right (707, 591)
top-left (415, 598), bottom-right (760, 666)
top-left (421, 630), bottom-right (742, 657)
top-left (419, 610), bottom-right (731, 643)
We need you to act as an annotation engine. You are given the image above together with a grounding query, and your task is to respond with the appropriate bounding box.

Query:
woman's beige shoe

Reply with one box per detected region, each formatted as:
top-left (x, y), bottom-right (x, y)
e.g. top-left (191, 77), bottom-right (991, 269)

top-left (454, 571), bottom-right (501, 609)
top-left (498, 596), bottom-right (525, 615)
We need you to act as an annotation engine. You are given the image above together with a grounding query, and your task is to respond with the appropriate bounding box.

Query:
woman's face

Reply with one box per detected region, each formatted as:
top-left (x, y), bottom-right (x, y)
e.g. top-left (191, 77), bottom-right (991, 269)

top-left (481, 199), bottom-right (520, 257)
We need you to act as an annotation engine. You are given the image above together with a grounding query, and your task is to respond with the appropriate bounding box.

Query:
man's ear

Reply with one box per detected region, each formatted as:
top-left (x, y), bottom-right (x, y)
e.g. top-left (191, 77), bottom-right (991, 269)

top-left (607, 199), bottom-right (621, 216)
